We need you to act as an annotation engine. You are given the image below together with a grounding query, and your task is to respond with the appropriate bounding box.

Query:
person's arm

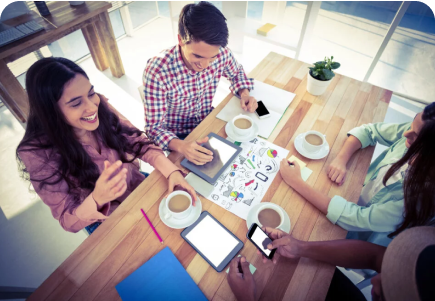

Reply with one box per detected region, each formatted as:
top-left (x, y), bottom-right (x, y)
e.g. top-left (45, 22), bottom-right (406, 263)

top-left (327, 195), bottom-right (404, 233)
top-left (138, 142), bottom-right (198, 202)
top-left (263, 228), bottom-right (386, 273)
top-left (349, 122), bottom-right (412, 149)
top-left (142, 63), bottom-right (179, 151)
top-left (280, 159), bottom-right (331, 214)
top-left (328, 122), bottom-right (411, 185)
top-left (328, 135), bottom-right (362, 185)
top-left (301, 240), bottom-right (385, 272)
top-left (281, 159), bottom-right (404, 233)
top-left (168, 136), bottom-right (214, 165)
top-left (19, 151), bottom-right (128, 233)
top-left (227, 256), bottom-right (256, 301)
top-left (221, 48), bottom-right (257, 112)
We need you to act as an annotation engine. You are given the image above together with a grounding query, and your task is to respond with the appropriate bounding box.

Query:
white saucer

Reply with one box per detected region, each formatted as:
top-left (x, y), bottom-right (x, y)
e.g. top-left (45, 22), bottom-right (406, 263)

top-left (246, 203), bottom-right (291, 233)
top-left (225, 122), bottom-right (259, 142)
top-left (159, 197), bottom-right (202, 229)
top-left (294, 133), bottom-right (330, 160)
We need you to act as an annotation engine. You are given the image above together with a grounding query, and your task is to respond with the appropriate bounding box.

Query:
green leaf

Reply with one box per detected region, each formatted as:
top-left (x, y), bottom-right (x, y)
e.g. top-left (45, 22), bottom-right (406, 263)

top-left (331, 62), bottom-right (341, 69)
top-left (323, 69), bottom-right (334, 80)
top-left (331, 56), bottom-right (334, 60)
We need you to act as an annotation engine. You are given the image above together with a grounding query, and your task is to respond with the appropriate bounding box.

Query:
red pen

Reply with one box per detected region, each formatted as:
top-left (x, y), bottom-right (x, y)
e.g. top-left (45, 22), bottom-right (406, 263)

top-left (140, 208), bottom-right (163, 244)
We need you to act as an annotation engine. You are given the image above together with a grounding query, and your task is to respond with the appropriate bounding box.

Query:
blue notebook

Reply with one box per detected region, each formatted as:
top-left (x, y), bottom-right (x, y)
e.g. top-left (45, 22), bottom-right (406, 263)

top-left (116, 247), bottom-right (207, 301)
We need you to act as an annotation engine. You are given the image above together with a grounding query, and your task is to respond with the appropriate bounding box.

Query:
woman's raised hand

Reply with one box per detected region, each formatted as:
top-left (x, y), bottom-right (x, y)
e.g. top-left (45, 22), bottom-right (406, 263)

top-left (92, 160), bottom-right (128, 206)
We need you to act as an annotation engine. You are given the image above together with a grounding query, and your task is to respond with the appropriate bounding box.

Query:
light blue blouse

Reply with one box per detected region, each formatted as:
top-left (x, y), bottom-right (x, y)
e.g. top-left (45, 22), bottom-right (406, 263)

top-left (326, 122), bottom-right (410, 245)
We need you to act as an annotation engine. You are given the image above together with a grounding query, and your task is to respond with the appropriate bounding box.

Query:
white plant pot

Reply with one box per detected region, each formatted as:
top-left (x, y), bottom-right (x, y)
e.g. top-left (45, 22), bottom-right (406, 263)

top-left (307, 72), bottom-right (332, 96)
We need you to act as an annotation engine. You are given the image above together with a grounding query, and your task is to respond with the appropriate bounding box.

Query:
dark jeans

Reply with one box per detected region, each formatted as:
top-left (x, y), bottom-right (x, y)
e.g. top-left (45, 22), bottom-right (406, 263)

top-left (325, 268), bottom-right (366, 301)
top-left (85, 222), bottom-right (102, 235)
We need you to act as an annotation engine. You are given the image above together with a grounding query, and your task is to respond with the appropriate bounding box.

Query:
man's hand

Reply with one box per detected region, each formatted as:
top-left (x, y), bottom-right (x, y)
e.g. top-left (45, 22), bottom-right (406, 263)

top-left (227, 256), bottom-right (256, 301)
top-left (239, 90), bottom-right (258, 113)
top-left (175, 137), bottom-right (213, 165)
top-left (257, 227), bottom-right (303, 264)
top-left (327, 156), bottom-right (347, 185)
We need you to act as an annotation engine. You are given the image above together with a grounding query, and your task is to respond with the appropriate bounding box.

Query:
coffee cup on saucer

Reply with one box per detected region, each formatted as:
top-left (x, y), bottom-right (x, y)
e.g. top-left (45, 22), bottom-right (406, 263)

top-left (164, 191), bottom-right (192, 220)
top-left (256, 204), bottom-right (285, 230)
top-left (232, 114), bottom-right (254, 137)
top-left (302, 130), bottom-right (326, 153)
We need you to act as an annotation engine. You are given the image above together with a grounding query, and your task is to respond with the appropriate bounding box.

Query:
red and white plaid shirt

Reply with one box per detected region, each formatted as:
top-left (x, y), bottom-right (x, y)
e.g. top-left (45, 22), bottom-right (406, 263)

top-left (142, 45), bottom-right (254, 150)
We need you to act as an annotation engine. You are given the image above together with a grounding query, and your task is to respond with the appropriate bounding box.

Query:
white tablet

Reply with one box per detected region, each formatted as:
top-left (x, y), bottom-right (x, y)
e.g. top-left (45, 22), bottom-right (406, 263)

top-left (181, 133), bottom-right (242, 184)
top-left (181, 211), bottom-right (244, 272)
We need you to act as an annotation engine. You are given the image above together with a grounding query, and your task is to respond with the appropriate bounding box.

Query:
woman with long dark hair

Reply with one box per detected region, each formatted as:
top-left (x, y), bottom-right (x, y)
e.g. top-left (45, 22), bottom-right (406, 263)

top-left (17, 57), bottom-right (196, 233)
top-left (279, 102), bottom-right (435, 245)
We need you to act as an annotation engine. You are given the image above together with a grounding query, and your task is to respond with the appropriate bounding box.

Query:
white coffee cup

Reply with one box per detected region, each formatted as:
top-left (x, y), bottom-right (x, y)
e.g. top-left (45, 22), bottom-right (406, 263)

top-left (164, 191), bottom-right (192, 220)
top-left (232, 114), bottom-right (254, 136)
top-left (256, 204), bottom-right (285, 230)
top-left (302, 130), bottom-right (326, 153)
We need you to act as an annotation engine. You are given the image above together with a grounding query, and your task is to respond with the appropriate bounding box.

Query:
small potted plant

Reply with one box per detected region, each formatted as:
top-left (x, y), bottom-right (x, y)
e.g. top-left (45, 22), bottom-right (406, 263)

top-left (307, 56), bottom-right (340, 96)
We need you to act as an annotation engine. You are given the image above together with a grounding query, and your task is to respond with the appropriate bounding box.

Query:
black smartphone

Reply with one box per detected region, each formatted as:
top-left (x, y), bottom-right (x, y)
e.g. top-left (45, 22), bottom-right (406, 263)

top-left (246, 223), bottom-right (276, 260)
top-left (255, 100), bottom-right (271, 119)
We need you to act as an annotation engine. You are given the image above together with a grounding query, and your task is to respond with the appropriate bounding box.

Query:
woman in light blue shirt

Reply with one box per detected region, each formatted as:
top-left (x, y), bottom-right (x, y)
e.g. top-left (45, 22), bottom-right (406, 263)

top-left (280, 102), bottom-right (435, 246)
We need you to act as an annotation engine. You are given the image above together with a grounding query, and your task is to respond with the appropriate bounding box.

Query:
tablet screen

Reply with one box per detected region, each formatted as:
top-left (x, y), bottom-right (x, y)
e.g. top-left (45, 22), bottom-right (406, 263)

top-left (194, 137), bottom-right (237, 178)
top-left (185, 215), bottom-right (239, 267)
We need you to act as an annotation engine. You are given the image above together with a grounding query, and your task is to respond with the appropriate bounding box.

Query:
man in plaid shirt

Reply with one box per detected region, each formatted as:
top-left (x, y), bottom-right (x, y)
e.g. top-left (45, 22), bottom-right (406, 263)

top-left (143, 1), bottom-right (257, 165)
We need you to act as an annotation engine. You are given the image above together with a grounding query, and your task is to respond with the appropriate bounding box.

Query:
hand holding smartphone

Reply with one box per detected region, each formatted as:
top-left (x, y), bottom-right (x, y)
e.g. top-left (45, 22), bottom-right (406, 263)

top-left (255, 101), bottom-right (271, 119)
top-left (246, 223), bottom-right (277, 260)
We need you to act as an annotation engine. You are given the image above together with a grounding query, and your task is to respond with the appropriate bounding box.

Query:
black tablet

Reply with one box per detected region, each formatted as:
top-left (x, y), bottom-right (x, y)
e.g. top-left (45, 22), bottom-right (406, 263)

top-left (181, 211), bottom-right (244, 272)
top-left (181, 132), bottom-right (242, 184)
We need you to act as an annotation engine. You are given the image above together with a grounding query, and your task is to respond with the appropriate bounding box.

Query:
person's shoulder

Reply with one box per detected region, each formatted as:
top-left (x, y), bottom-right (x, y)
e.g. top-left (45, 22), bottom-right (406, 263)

top-left (219, 46), bottom-right (234, 60)
top-left (216, 46), bottom-right (236, 68)
top-left (144, 46), bottom-right (177, 76)
top-left (17, 137), bottom-right (57, 167)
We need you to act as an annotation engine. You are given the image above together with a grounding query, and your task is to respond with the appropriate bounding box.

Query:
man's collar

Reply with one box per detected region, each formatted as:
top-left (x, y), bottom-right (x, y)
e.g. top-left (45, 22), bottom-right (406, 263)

top-left (175, 45), bottom-right (196, 80)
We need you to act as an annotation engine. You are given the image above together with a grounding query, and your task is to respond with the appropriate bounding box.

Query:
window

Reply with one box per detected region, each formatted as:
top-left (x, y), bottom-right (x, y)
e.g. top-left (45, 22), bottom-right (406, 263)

top-left (369, 1), bottom-right (435, 102)
top-left (247, 1), bottom-right (264, 21)
top-left (158, 1), bottom-right (170, 18)
top-left (299, 1), bottom-right (402, 81)
top-left (110, 9), bottom-right (126, 38)
top-left (127, 1), bottom-right (158, 29)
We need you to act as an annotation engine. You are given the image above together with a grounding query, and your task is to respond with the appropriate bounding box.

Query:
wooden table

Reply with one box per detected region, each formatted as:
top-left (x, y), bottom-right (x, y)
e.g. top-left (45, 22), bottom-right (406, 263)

top-left (29, 53), bottom-right (391, 301)
top-left (0, 1), bottom-right (124, 123)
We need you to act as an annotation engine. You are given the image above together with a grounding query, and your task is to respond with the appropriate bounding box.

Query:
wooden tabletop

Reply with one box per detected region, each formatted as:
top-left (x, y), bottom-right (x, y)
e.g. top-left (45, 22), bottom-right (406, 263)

top-left (30, 52), bottom-right (391, 301)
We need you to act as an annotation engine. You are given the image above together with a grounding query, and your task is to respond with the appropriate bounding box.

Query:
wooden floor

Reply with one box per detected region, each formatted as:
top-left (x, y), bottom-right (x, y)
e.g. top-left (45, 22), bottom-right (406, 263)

top-left (29, 52), bottom-right (391, 301)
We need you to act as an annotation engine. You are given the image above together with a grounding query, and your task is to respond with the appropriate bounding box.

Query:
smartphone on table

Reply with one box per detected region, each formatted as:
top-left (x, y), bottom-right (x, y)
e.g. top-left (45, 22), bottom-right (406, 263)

top-left (246, 223), bottom-right (276, 260)
top-left (255, 100), bottom-right (271, 119)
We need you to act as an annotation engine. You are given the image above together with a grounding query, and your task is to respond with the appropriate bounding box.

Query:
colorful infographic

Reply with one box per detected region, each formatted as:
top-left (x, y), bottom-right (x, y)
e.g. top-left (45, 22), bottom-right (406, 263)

top-left (205, 137), bottom-right (289, 220)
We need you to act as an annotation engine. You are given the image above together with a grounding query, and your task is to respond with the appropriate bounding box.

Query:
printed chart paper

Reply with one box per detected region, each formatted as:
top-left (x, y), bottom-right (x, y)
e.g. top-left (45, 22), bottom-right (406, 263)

top-left (204, 137), bottom-right (289, 220)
